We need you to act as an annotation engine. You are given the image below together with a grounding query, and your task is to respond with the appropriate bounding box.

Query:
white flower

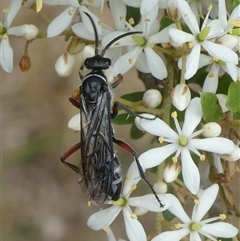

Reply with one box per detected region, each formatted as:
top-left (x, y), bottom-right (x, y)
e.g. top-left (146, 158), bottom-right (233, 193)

top-left (102, 9), bottom-right (174, 79)
top-left (199, 54), bottom-right (238, 93)
top-left (169, 2), bottom-right (238, 80)
top-left (138, 98), bottom-right (235, 194)
top-left (87, 162), bottom-right (171, 241)
top-left (0, 0), bottom-right (38, 72)
top-left (151, 184), bottom-right (238, 241)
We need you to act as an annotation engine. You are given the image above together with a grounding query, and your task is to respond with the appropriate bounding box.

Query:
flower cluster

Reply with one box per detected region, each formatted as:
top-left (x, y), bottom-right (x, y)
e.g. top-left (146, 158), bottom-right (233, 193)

top-left (2, 0), bottom-right (239, 241)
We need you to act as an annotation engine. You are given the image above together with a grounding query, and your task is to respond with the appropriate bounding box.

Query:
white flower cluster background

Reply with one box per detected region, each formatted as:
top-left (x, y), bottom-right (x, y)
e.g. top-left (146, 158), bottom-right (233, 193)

top-left (1, 0), bottom-right (240, 241)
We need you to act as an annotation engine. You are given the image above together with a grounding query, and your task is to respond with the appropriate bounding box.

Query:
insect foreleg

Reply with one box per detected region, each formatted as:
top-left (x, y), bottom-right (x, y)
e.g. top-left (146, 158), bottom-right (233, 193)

top-left (112, 137), bottom-right (164, 207)
top-left (110, 74), bottom-right (123, 89)
top-left (60, 142), bottom-right (81, 173)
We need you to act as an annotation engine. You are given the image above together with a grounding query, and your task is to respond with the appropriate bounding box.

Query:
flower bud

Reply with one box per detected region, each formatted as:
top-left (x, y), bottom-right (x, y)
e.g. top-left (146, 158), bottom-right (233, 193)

top-left (81, 45), bottom-right (95, 61)
top-left (202, 122), bottom-right (221, 137)
top-left (218, 145), bottom-right (240, 161)
top-left (171, 84), bottom-right (191, 111)
top-left (67, 38), bottom-right (86, 55)
top-left (216, 94), bottom-right (228, 113)
top-left (68, 113), bottom-right (80, 131)
top-left (134, 207), bottom-right (148, 216)
top-left (167, 0), bottom-right (181, 20)
top-left (163, 162), bottom-right (180, 183)
top-left (8, 24), bottom-right (39, 40)
top-left (153, 181), bottom-right (167, 194)
top-left (143, 89), bottom-right (162, 108)
top-left (55, 52), bottom-right (75, 77)
top-left (19, 54), bottom-right (31, 71)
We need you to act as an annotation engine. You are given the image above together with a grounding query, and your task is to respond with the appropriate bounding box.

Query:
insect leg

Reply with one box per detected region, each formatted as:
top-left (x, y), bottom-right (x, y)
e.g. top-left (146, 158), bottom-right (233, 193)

top-left (60, 142), bottom-right (81, 173)
top-left (110, 74), bottom-right (123, 89)
top-left (112, 137), bottom-right (164, 207)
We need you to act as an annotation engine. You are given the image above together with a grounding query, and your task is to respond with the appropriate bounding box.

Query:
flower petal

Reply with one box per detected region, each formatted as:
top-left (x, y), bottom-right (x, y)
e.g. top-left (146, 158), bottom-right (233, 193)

top-left (145, 47), bottom-right (167, 80)
top-left (140, 0), bottom-right (158, 15)
top-left (185, 43), bottom-right (201, 79)
top-left (201, 222), bottom-right (238, 238)
top-left (182, 97), bottom-right (202, 137)
top-left (0, 37), bottom-right (13, 73)
top-left (4, 0), bottom-right (22, 28)
top-left (178, 0), bottom-right (199, 35)
top-left (202, 63), bottom-right (220, 93)
top-left (123, 208), bottom-right (147, 241)
top-left (169, 29), bottom-right (195, 45)
top-left (47, 6), bottom-right (77, 37)
top-left (139, 145), bottom-right (177, 169)
top-left (138, 114), bottom-right (178, 139)
top-left (87, 206), bottom-right (121, 230)
top-left (123, 162), bottom-right (141, 197)
top-left (192, 184), bottom-right (219, 221)
top-left (128, 194), bottom-right (171, 211)
top-left (109, 0), bottom-right (126, 31)
top-left (181, 148), bottom-right (200, 194)
top-left (190, 138), bottom-right (235, 154)
top-left (151, 229), bottom-right (190, 241)
top-left (162, 193), bottom-right (191, 223)
top-left (112, 46), bottom-right (142, 76)
top-left (202, 40), bottom-right (238, 64)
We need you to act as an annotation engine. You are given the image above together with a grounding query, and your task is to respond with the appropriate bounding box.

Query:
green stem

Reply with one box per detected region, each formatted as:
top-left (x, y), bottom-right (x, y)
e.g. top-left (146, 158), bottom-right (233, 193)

top-left (114, 97), bottom-right (164, 116)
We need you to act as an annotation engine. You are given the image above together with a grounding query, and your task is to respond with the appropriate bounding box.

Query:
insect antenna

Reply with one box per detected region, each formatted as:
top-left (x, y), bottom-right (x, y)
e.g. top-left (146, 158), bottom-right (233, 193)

top-left (84, 12), bottom-right (99, 56)
top-left (101, 31), bottom-right (142, 56)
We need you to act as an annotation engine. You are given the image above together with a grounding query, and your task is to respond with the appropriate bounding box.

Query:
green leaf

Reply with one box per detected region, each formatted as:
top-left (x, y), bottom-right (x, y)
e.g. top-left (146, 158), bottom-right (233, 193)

top-left (226, 82), bottom-right (240, 112)
top-left (160, 16), bottom-right (174, 29)
top-left (130, 122), bottom-right (145, 139)
top-left (112, 113), bottom-right (134, 125)
top-left (200, 92), bottom-right (224, 122)
top-left (121, 91), bottom-right (144, 102)
top-left (126, 6), bottom-right (140, 26)
top-left (217, 73), bottom-right (233, 94)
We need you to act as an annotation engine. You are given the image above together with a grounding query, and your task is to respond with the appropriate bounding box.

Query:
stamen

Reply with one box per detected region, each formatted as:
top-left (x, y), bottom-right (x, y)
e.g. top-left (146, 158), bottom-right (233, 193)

top-left (88, 201), bottom-right (92, 207)
top-left (194, 199), bottom-right (200, 205)
top-left (219, 214), bottom-right (226, 220)
top-left (129, 18), bottom-right (135, 25)
top-left (171, 111), bottom-right (177, 118)
top-left (200, 155), bottom-right (205, 161)
top-left (103, 226), bottom-right (108, 232)
top-left (131, 213), bottom-right (138, 219)
top-left (175, 223), bottom-right (181, 229)
top-left (172, 157), bottom-right (178, 163)
top-left (158, 136), bottom-right (164, 143)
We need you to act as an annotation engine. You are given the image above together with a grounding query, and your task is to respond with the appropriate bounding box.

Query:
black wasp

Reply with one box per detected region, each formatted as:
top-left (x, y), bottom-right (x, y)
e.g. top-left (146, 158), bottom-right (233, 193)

top-left (61, 12), bottom-right (164, 207)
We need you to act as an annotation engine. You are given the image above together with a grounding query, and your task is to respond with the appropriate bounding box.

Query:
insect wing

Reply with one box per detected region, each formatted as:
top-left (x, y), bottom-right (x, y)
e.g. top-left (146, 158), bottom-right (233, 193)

top-left (79, 87), bottom-right (122, 205)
